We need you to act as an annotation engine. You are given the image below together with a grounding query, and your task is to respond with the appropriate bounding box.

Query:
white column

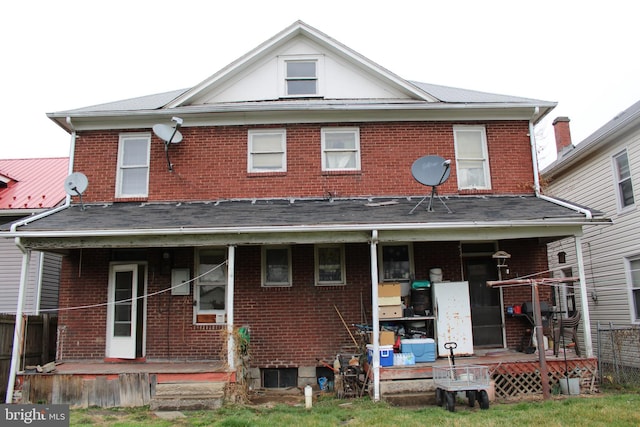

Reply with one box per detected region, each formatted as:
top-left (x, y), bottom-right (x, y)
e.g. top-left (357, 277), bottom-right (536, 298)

top-left (226, 245), bottom-right (236, 370)
top-left (369, 230), bottom-right (380, 401)
top-left (575, 235), bottom-right (593, 357)
top-left (6, 248), bottom-right (31, 403)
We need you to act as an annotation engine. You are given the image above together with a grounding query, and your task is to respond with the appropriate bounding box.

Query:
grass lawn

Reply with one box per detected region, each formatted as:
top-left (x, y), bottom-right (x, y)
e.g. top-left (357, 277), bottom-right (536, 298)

top-left (70, 388), bottom-right (640, 427)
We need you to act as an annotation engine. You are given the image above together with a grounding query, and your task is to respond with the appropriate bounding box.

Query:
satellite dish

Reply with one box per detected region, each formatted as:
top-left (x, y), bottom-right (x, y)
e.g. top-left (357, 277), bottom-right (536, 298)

top-left (64, 172), bottom-right (88, 195)
top-left (64, 172), bottom-right (88, 210)
top-left (152, 124), bottom-right (183, 144)
top-left (153, 117), bottom-right (183, 172)
top-left (409, 155), bottom-right (452, 214)
top-left (411, 155), bottom-right (451, 186)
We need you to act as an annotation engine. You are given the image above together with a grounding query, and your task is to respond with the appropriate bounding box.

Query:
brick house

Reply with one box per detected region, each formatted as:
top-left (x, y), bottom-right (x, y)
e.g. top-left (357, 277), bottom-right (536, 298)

top-left (6, 21), bottom-right (607, 405)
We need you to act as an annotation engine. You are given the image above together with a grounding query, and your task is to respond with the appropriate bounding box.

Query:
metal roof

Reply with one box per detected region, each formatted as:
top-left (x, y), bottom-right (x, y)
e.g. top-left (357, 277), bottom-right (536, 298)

top-left (0, 158), bottom-right (69, 212)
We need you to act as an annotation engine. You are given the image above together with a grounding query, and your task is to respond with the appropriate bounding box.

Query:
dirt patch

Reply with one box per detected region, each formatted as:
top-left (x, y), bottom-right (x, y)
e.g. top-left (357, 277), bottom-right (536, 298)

top-left (248, 388), bottom-right (306, 407)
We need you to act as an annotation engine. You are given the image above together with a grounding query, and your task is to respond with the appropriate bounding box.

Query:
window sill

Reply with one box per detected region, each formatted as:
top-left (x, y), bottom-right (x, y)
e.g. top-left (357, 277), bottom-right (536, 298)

top-left (114, 197), bottom-right (149, 202)
top-left (321, 170), bottom-right (362, 176)
top-left (458, 189), bottom-right (493, 195)
top-left (247, 172), bottom-right (287, 178)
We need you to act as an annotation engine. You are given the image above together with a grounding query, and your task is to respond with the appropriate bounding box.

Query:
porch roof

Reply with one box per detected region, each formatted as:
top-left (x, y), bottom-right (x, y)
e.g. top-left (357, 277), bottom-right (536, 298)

top-left (6, 195), bottom-right (607, 249)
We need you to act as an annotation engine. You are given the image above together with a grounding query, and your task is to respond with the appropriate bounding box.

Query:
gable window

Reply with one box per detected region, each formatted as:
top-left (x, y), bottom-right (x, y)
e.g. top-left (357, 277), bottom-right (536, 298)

top-left (248, 129), bottom-right (286, 172)
top-left (613, 150), bottom-right (635, 211)
top-left (279, 55), bottom-right (324, 98)
top-left (453, 125), bottom-right (491, 190)
top-left (321, 128), bottom-right (361, 171)
top-left (262, 246), bottom-right (292, 287)
top-left (626, 256), bottom-right (640, 322)
top-left (195, 248), bottom-right (227, 323)
top-left (315, 244), bottom-right (346, 286)
top-left (116, 133), bottom-right (150, 198)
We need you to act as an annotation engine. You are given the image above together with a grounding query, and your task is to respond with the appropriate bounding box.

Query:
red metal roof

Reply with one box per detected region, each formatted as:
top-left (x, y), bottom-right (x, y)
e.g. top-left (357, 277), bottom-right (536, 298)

top-left (0, 158), bottom-right (69, 210)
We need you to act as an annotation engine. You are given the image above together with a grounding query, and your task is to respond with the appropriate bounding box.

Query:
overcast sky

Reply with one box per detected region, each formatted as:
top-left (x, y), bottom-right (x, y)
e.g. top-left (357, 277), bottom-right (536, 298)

top-left (3, 0), bottom-right (638, 168)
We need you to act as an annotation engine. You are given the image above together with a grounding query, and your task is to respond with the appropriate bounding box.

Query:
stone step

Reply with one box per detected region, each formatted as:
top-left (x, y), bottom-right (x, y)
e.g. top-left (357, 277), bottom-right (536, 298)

top-left (150, 381), bottom-right (226, 411)
top-left (150, 397), bottom-right (224, 411)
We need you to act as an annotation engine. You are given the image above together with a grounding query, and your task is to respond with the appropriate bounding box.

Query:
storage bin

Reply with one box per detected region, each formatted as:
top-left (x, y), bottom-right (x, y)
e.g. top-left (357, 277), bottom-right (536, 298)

top-left (366, 344), bottom-right (394, 367)
top-left (400, 338), bottom-right (436, 362)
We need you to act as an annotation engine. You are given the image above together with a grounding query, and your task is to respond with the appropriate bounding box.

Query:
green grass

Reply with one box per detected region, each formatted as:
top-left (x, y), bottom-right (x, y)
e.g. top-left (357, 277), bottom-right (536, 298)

top-left (70, 391), bottom-right (640, 427)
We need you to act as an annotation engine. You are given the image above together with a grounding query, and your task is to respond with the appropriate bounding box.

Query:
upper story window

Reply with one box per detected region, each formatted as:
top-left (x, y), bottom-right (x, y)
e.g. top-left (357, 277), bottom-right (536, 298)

top-left (315, 244), bottom-right (346, 286)
top-left (321, 128), bottom-right (361, 171)
top-left (279, 55), bottom-right (324, 98)
top-left (262, 246), bottom-right (292, 287)
top-left (453, 125), bottom-right (491, 190)
top-left (613, 149), bottom-right (635, 211)
top-left (248, 129), bottom-right (286, 172)
top-left (116, 133), bottom-right (150, 198)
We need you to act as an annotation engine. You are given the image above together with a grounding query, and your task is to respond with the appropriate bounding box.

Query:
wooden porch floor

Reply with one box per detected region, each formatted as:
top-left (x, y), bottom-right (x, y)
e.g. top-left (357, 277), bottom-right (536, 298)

top-left (51, 360), bottom-right (229, 375)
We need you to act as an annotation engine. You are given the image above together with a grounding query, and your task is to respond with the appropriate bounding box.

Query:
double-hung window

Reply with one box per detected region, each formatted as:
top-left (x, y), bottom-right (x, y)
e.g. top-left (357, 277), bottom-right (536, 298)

top-left (279, 55), bottom-right (323, 98)
top-left (626, 256), bottom-right (640, 322)
top-left (195, 248), bottom-right (227, 323)
top-left (453, 125), bottom-right (491, 190)
top-left (379, 243), bottom-right (413, 282)
top-left (262, 246), bottom-right (292, 287)
top-left (321, 128), bottom-right (361, 171)
top-left (613, 150), bottom-right (635, 211)
top-left (116, 133), bottom-right (150, 198)
top-left (315, 244), bottom-right (346, 286)
top-left (248, 129), bottom-right (286, 172)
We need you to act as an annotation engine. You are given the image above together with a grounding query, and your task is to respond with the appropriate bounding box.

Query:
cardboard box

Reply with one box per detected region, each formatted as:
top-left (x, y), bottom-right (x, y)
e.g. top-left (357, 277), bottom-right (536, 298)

top-left (367, 330), bottom-right (396, 346)
top-left (378, 283), bottom-right (401, 298)
top-left (378, 295), bottom-right (401, 306)
top-left (378, 305), bottom-right (402, 319)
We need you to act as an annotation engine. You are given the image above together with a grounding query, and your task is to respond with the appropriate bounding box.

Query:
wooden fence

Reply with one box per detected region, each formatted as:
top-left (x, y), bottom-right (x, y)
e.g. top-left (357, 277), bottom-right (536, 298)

top-left (0, 313), bottom-right (57, 402)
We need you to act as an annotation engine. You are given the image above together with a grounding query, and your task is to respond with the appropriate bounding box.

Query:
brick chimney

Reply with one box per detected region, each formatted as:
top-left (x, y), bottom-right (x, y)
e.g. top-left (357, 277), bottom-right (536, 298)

top-left (552, 116), bottom-right (573, 154)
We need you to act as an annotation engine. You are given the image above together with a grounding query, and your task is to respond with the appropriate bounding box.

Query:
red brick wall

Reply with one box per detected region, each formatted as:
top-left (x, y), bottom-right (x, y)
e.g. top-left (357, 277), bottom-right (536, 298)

top-left (57, 239), bottom-right (550, 363)
top-left (71, 121), bottom-right (534, 203)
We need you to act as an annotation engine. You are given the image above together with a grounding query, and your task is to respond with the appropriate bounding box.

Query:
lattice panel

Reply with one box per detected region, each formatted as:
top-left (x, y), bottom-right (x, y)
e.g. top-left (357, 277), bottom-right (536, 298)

top-left (489, 359), bottom-right (598, 399)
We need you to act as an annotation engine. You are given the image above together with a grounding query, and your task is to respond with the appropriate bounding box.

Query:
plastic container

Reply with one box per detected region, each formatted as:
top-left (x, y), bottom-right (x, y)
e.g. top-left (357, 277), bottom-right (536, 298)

top-left (366, 344), bottom-right (394, 367)
top-left (400, 338), bottom-right (436, 362)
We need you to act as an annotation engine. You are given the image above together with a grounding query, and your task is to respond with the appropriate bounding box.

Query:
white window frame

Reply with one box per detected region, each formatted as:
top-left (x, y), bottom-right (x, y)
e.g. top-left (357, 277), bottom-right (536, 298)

top-left (116, 133), bottom-right (151, 198)
top-left (248, 129), bottom-right (287, 172)
top-left (612, 149), bottom-right (635, 212)
top-left (378, 243), bottom-right (414, 283)
top-left (453, 125), bottom-right (491, 190)
top-left (321, 127), bottom-right (361, 171)
top-left (194, 248), bottom-right (227, 322)
top-left (278, 55), bottom-right (324, 98)
top-left (625, 255), bottom-right (640, 323)
top-left (315, 244), bottom-right (346, 286)
top-left (262, 246), bottom-right (292, 287)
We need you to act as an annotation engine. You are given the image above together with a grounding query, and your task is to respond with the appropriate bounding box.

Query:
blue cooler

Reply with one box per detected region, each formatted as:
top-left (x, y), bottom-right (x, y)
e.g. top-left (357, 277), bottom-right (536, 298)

top-left (366, 344), bottom-right (394, 367)
top-left (400, 338), bottom-right (436, 362)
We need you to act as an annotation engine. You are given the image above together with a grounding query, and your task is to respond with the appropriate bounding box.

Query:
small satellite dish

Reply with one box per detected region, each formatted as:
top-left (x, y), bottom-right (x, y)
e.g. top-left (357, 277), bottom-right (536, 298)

top-left (153, 117), bottom-right (183, 172)
top-left (411, 155), bottom-right (451, 186)
top-left (152, 124), bottom-right (183, 144)
top-left (64, 172), bottom-right (88, 210)
top-left (409, 155), bottom-right (452, 214)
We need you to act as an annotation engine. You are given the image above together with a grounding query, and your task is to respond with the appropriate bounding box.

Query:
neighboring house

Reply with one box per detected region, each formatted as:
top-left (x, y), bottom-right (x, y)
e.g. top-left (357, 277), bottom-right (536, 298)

top-left (0, 157), bottom-right (69, 314)
top-left (543, 100), bottom-right (640, 371)
top-left (6, 21), bottom-right (607, 404)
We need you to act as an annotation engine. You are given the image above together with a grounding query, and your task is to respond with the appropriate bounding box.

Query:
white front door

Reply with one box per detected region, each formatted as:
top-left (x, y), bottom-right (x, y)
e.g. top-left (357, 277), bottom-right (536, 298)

top-left (106, 264), bottom-right (139, 359)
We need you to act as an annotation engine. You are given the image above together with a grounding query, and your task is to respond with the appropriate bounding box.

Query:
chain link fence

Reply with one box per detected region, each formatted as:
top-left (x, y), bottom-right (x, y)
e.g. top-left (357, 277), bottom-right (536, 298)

top-left (597, 322), bottom-right (640, 387)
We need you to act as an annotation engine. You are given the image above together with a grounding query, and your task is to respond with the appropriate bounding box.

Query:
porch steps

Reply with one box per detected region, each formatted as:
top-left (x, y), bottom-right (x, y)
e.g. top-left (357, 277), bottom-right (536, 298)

top-left (378, 378), bottom-right (436, 406)
top-left (150, 381), bottom-right (226, 410)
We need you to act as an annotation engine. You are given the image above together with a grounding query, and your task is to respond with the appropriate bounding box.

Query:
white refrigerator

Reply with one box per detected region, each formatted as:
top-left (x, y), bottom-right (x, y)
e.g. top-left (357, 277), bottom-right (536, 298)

top-left (432, 281), bottom-right (474, 357)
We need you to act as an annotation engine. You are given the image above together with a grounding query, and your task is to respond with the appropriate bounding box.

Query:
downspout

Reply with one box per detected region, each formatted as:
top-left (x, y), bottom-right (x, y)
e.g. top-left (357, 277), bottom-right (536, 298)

top-left (5, 118), bottom-right (76, 403)
top-left (529, 109), bottom-right (594, 356)
top-left (369, 230), bottom-right (381, 401)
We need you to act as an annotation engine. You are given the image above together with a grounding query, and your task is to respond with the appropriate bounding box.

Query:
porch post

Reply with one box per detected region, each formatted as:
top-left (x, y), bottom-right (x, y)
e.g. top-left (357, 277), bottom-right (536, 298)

top-left (227, 245), bottom-right (236, 370)
top-left (574, 236), bottom-right (594, 357)
top-left (369, 230), bottom-right (381, 401)
top-left (6, 247), bottom-right (31, 403)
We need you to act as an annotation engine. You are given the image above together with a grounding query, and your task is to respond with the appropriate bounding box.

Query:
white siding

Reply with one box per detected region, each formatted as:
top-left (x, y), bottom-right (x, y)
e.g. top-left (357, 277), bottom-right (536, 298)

top-left (546, 127), bottom-right (640, 353)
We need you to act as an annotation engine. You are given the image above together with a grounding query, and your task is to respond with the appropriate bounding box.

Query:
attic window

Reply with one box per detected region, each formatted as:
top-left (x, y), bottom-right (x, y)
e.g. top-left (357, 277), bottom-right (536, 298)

top-left (280, 55), bottom-right (323, 97)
